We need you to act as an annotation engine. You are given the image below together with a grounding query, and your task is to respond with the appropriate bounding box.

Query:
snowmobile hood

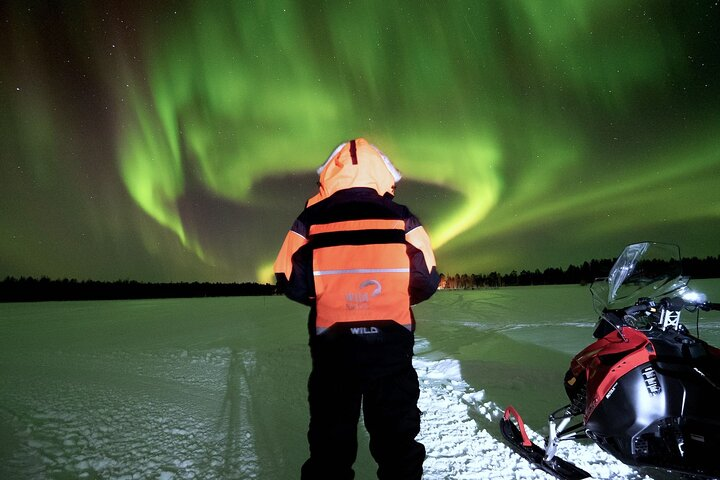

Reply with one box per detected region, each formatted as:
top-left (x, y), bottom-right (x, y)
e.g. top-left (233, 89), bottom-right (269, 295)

top-left (306, 138), bottom-right (402, 207)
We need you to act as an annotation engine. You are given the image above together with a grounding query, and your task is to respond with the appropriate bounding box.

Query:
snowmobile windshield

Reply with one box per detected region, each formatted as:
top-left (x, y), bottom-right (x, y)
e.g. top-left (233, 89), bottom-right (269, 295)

top-left (590, 242), bottom-right (687, 313)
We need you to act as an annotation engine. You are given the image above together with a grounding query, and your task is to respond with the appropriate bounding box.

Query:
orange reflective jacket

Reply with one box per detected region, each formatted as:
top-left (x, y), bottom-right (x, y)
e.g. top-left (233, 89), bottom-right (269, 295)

top-left (274, 139), bottom-right (439, 335)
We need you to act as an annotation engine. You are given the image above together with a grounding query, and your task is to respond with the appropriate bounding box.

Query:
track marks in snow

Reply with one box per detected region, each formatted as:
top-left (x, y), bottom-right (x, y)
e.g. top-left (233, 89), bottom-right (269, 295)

top-left (1, 348), bottom-right (261, 480)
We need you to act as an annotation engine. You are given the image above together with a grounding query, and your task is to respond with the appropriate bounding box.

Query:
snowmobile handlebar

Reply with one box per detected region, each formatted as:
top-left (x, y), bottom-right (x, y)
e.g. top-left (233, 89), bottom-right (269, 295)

top-left (701, 302), bottom-right (720, 311)
top-left (596, 296), bottom-right (718, 339)
top-left (623, 297), bottom-right (720, 315)
top-left (623, 303), bottom-right (652, 315)
top-left (662, 298), bottom-right (720, 312)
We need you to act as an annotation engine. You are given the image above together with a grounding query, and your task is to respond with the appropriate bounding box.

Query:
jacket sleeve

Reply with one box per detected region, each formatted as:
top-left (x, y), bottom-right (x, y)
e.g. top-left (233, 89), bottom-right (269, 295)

top-left (405, 218), bottom-right (440, 305)
top-left (274, 218), bottom-right (314, 306)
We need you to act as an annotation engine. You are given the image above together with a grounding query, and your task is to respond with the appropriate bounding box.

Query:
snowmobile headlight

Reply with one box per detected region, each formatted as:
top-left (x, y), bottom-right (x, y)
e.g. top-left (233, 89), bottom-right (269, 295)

top-left (682, 290), bottom-right (706, 304)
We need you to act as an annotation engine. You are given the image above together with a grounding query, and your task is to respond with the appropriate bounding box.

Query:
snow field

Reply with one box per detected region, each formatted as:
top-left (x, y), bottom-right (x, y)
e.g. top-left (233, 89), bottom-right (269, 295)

top-left (413, 356), bottom-right (652, 480)
top-left (0, 348), bottom-right (260, 480)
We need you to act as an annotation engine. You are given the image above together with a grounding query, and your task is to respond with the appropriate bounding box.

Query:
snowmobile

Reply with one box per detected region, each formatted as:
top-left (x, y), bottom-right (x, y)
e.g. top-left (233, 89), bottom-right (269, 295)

top-left (499, 242), bottom-right (720, 479)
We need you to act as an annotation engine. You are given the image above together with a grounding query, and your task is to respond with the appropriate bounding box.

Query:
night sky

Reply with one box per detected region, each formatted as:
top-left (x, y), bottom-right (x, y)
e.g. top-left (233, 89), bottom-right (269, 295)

top-left (1, 1), bottom-right (719, 283)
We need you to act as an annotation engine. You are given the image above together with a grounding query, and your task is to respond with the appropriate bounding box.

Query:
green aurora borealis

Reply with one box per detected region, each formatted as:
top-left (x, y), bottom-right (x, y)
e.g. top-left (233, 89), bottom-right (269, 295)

top-left (1, 1), bottom-right (719, 283)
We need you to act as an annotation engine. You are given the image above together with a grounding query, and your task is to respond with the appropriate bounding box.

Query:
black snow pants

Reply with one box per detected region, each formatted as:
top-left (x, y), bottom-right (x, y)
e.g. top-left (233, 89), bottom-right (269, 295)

top-left (301, 322), bottom-right (425, 480)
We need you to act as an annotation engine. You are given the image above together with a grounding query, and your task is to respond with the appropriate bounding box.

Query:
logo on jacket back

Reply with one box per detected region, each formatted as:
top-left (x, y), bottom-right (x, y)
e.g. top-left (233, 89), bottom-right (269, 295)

top-left (346, 279), bottom-right (381, 311)
top-left (350, 326), bottom-right (380, 335)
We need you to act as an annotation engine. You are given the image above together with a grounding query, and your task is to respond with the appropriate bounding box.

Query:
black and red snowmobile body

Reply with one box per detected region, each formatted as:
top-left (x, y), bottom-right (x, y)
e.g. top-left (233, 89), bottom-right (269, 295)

top-left (574, 313), bottom-right (720, 477)
top-left (499, 242), bottom-right (720, 480)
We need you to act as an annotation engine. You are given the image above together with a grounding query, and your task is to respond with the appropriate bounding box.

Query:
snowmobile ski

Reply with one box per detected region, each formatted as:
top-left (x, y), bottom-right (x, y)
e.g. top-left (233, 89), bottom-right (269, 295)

top-left (499, 406), bottom-right (590, 480)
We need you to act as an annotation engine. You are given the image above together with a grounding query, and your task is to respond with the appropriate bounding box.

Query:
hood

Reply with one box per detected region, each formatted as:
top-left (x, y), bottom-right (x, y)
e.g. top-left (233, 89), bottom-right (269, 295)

top-left (306, 138), bottom-right (402, 207)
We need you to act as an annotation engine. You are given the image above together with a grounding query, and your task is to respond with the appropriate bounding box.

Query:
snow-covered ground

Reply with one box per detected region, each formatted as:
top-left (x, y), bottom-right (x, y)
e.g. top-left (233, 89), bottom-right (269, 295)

top-left (1, 345), bottom-right (653, 480)
top-left (1, 283), bottom-right (718, 479)
top-left (414, 352), bottom-right (650, 480)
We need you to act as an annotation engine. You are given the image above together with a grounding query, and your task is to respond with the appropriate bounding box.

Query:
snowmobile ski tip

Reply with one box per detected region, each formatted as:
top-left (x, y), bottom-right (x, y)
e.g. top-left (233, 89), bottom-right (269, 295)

top-left (499, 406), bottom-right (590, 480)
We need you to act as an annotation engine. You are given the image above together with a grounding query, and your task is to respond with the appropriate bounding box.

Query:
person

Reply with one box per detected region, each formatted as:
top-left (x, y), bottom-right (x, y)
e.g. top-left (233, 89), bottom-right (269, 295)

top-left (274, 138), bottom-right (440, 480)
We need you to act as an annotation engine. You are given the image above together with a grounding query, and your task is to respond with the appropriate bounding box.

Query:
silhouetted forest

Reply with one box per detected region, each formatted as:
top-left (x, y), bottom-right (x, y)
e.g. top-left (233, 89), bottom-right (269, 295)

top-left (0, 277), bottom-right (275, 302)
top-left (439, 255), bottom-right (720, 289)
top-left (2, 256), bottom-right (718, 301)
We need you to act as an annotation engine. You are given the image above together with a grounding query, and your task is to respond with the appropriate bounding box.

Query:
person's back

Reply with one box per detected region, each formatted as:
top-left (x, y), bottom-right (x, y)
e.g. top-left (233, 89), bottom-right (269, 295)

top-left (274, 138), bottom-right (439, 479)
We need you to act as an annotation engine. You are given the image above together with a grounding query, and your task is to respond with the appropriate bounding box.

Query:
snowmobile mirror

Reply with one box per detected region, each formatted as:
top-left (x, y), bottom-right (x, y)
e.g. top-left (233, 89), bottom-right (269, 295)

top-left (596, 312), bottom-right (628, 342)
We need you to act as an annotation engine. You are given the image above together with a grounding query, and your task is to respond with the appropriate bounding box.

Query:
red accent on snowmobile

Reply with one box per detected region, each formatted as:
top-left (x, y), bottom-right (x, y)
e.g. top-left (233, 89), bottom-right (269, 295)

top-left (570, 327), bottom-right (655, 420)
top-left (502, 406), bottom-right (531, 446)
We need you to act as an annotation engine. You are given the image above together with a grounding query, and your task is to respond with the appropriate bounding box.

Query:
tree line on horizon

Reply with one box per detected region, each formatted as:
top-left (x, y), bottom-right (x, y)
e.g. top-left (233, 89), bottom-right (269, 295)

top-left (439, 255), bottom-right (720, 289)
top-left (0, 277), bottom-right (275, 302)
top-left (1, 255), bottom-right (718, 302)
